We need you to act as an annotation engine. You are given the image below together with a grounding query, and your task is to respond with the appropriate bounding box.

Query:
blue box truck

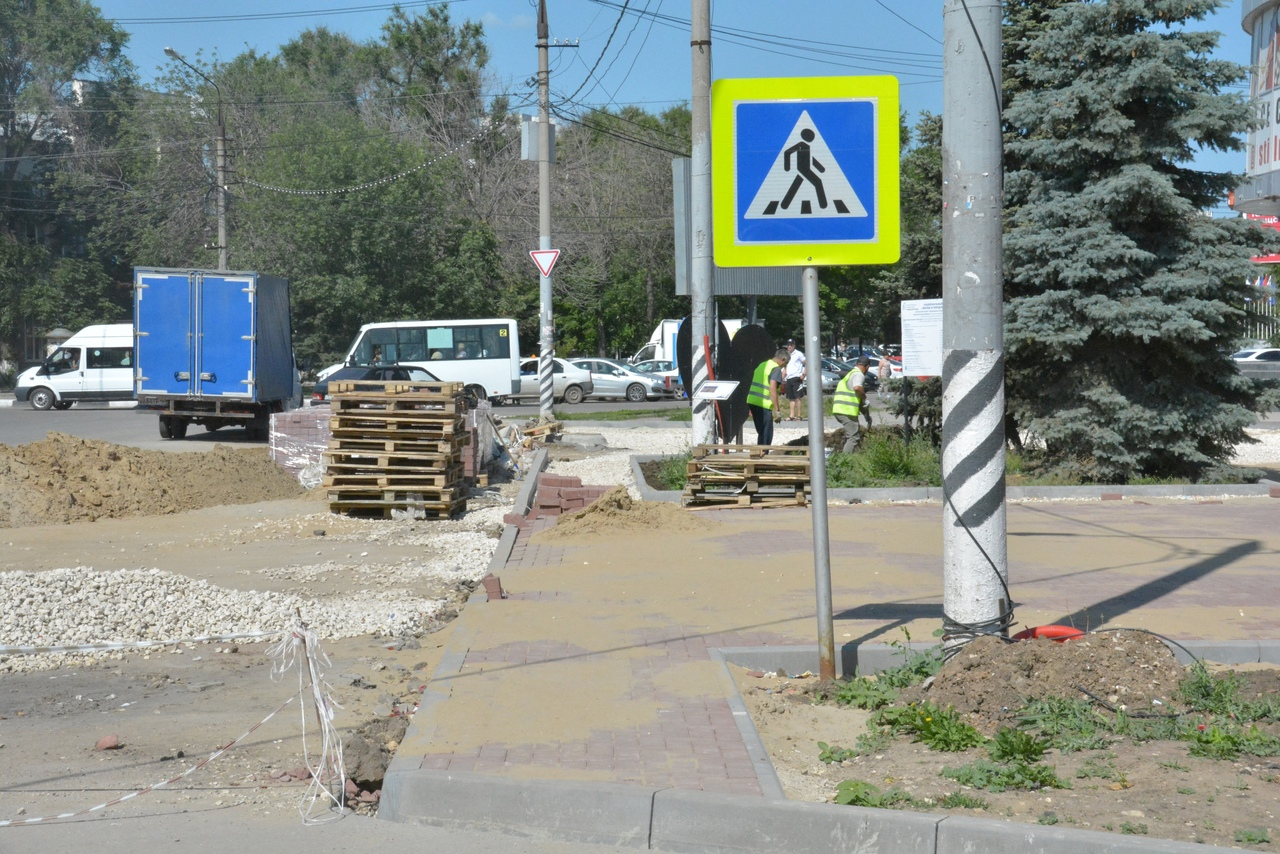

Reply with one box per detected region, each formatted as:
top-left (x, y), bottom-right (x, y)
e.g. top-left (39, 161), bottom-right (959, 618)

top-left (134, 268), bottom-right (300, 440)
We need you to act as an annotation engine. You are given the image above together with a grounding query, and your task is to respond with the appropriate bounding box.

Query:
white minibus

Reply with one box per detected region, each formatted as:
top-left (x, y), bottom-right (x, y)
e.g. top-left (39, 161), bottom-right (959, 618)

top-left (15, 324), bottom-right (135, 410)
top-left (326, 318), bottom-right (520, 404)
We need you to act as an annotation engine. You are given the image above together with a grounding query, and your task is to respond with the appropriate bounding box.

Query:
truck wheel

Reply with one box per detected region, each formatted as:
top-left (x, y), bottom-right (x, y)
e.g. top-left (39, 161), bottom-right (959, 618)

top-left (625, 383), bottom-right (646, 402)
top-left (563, 384), bottom-right (584, 405)
top-left (52, 400), bottom-right (75, 410)
top-left (29, 387), bottom-right (55, 411)
top-left (171, 418), bottom-right (188, 439)
top-left (159, 417), bottom-right (174, 439)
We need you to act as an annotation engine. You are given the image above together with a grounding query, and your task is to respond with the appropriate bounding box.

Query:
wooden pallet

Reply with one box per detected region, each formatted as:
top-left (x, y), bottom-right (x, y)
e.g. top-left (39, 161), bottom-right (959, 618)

top-left (326, 435), bottom-right (469, 456)
top-left (691, 444), bottom-right (808, 459)
top-left (325, 449), bottom-right (464, 469)
top-left (323, 469), bottom-right (463, 489)
top-left (330, 380), bottom-right (463, 399)
top-left (328, 496), bottom-right (468, 520)
top-left (683, 444), bottom-right (810, 508)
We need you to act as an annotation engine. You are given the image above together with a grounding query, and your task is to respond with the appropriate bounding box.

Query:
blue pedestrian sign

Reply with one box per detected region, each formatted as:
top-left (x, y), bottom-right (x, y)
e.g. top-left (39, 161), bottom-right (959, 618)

top-left (712, 76), bottom-right (899, 267)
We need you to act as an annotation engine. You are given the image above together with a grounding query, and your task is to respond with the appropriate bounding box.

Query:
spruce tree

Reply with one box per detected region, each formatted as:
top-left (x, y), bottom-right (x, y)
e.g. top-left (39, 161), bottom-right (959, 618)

top-left (1002, 0), bottom-right (1268, 482)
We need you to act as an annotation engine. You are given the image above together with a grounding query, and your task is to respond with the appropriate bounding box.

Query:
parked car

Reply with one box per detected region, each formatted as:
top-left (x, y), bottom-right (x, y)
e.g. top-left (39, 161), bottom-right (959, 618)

top-left (1232, 348), bottom-right (1280, 362)
top-left (516, 357), bottom-right (594, 404)
top-left (821, 357), bottom-right (852, 380)
top-left (569, 358), bottom-right (669, 401)
top-left (311, 364), bottom-right (440, 401)
top-left (630, 359), bottom-right (685, 396)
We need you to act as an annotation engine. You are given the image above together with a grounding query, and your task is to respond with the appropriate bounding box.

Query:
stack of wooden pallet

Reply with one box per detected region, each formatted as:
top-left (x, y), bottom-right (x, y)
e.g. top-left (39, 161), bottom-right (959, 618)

top-left (682, 444), bottom-right (810, 509)
top-left (325, 381), bottom-right (470, 519)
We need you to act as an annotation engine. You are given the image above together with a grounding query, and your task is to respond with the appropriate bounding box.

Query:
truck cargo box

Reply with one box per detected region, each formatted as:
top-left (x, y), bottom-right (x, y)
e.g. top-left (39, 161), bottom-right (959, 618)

top-left (134, 268), bottom-right (293, 403)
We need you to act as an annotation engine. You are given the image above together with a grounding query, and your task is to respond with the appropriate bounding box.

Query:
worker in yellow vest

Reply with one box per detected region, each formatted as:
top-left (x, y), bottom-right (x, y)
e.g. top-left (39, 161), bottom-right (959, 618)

top-left (833, 355), bottom-right (872, 452)
top-left (745, 349), bottom-right (790, 446)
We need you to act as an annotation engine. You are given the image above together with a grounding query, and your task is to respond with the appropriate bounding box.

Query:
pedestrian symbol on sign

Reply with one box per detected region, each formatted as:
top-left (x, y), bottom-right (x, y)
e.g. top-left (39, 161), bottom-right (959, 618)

top-left (745, 111), bottom-right (867, 220)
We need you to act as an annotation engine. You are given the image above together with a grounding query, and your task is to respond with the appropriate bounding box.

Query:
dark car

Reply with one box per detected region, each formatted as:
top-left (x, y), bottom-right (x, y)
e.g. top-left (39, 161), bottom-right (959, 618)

top-left (311, 365), bottom-right (440, 401)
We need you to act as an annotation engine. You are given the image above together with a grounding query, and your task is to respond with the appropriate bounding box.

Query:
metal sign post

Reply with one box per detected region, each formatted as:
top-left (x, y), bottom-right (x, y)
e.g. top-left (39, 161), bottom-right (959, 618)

top-left (712, 75), bottom-right (900, 680)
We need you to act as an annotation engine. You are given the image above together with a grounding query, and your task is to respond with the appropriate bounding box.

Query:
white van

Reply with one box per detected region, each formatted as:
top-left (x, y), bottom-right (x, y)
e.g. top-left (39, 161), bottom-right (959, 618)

top-left (15, 324), bottom-right (135, 410)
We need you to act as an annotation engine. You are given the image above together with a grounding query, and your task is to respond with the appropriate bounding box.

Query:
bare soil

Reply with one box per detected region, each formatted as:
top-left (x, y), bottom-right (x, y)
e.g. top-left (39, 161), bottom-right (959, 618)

top-left (4, 439), bottom-right (1279, 850)
top-left (734, 632), bottom-right (1280, 851)
top-left (0, 432), bottom-right (305, 527)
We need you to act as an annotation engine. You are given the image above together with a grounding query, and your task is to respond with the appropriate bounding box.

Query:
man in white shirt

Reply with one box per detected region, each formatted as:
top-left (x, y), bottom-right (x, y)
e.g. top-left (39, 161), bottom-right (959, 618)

top-left (783, 338), bottom-right (806, 421)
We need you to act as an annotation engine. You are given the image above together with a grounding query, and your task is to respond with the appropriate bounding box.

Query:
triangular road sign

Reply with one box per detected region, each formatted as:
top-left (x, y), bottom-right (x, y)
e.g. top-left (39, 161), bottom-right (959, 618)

top-left (529, 248), bottom-right (561, 278)
top-left (745, 110), bottom-right (867, 220)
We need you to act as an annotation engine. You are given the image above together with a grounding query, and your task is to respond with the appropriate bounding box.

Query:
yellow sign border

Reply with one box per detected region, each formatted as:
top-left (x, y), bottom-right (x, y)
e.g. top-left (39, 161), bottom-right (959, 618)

top-left (711, 75), bottom-right (900, 267)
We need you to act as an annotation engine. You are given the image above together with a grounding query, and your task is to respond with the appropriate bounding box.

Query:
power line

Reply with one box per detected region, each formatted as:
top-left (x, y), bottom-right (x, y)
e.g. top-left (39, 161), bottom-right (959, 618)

top-left (109, 0), bottom-right (468, 25)
top-left (560, 0), bottom-right (631, 106)
top-left (873, 0), bottom-right (943, 46)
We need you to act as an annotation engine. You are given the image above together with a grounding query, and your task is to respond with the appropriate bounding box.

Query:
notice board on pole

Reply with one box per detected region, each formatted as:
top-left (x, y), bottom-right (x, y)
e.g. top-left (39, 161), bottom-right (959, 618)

top-left (901, 298), bottom-right (943, 377)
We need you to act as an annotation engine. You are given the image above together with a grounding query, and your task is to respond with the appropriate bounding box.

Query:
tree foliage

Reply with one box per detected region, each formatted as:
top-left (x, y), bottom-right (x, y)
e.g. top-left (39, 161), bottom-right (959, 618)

top-left (1003, 0), bottom-right (1266, 482)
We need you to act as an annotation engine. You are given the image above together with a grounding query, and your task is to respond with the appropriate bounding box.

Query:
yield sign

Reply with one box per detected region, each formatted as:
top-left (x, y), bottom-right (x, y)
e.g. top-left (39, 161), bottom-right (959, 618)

top-left (529, 248), bottom-right (561, 278)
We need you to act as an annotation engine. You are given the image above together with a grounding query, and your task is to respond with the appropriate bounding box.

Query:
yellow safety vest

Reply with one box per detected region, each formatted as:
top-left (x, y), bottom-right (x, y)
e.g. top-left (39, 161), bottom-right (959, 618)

top-left (832, 370), bottom-right (863, 417)
top-left (747, 359), bottom-right (776, 409)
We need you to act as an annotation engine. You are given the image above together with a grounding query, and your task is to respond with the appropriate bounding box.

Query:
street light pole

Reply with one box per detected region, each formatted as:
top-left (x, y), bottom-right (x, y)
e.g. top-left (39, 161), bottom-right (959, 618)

top-left (165, 47), bottom-right (228, 270)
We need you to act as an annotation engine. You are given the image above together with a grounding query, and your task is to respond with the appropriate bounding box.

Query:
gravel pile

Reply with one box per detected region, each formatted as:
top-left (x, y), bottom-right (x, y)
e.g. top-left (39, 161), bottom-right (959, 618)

top-left (0, 567), bottom-right (447, 651)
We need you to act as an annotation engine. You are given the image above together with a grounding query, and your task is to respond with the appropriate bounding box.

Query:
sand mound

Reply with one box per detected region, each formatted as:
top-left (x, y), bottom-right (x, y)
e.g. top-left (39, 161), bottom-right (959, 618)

top-left (532, 485), bottom-right (703, 541)
top-left (0, 432), bottom-right (307, 528)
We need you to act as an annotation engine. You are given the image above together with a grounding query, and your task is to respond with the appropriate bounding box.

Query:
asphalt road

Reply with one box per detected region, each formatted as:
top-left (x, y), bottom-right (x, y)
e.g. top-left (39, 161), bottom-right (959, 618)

top-left (0, 397), bottom-right (692, 451)
top-left (2, 396), bottom-right (1276, 452)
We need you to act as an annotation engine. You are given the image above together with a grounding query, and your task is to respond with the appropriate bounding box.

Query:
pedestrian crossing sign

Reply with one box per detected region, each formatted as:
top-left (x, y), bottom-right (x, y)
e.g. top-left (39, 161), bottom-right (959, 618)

top-left (712, 76), bottom-right (899, 267)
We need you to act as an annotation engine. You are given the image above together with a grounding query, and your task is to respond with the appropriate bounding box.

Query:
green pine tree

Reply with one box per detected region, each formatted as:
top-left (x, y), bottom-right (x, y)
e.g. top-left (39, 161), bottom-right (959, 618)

top-left (1003, 0), bottom-right (1269, 483)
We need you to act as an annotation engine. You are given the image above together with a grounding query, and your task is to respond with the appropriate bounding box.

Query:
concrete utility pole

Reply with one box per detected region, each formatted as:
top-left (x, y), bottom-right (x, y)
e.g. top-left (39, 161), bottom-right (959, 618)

top-left (689, 0), bottom-right (715, 444)
top-left (165, 47), bottom-right (228, 270)
top-left (940, 0), bottom-right (1009, 652)
top-left (536, 1), bottom-right (555, 421)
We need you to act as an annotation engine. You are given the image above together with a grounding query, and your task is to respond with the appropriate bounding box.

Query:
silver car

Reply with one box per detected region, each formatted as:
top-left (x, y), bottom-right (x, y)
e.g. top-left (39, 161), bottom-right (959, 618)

top-left (570, 358), bottom-right (668, 401)
top-left (517, 357), bottom-right (594, 404)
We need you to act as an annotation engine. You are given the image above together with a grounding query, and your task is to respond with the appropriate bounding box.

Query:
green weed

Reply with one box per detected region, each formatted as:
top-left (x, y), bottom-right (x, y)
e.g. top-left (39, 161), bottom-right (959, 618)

top-left (1236, 828), bottom-right (1272, 845)
top-left (1037, 812), bottom-right (1059, 825)
top-left (1119, 822), bottom-right (1148, 835)
top-left (1017, 697), bottom-right (1112, 753)
top-left (1159, 760), bottom-right (1189, 772)
top-left (1177, 786), bottom-right (1197, 795)
top-left (940, 759), bottom-right (1071, 793)
top-left (937, 791), bottom-right (988, 810)
top-left (832, 780), bottom-right (916, 808)
top-left (817, 742), bottom-right (857, 764)
top-left (653, 451), bottom-right (691, 490)
top-left (1075, 757), bottom-right (1125, 784)
top-left (873, 702), bottom-right (985, 752)
top-left (826, 432), bottom-right (941, 488)
top-left (988, 727), bottom-right (1049, 764)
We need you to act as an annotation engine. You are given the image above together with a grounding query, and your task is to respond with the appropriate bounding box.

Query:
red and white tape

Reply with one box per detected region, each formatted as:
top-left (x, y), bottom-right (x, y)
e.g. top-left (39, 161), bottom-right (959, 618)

top-left (0, 689), bottom-right (302, 827)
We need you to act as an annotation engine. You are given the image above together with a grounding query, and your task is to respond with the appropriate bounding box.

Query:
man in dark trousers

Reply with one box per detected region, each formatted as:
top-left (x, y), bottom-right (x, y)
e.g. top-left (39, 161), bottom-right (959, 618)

top-left (746, 349), bottom-right (789, 446)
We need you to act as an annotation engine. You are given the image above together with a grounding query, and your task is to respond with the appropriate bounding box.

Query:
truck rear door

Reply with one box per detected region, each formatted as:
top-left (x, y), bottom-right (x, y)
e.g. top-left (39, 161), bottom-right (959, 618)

top-left (198, 273), bottom-right (255, 398)
top-left (135, 271), bottom-right (195, 396)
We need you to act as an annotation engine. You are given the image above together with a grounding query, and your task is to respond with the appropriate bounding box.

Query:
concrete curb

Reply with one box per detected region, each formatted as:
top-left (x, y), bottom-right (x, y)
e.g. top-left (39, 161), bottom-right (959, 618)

top-left (483, 447), bottom-right (549, 578)
top-left (630, 454), bottom-right (1280, 504)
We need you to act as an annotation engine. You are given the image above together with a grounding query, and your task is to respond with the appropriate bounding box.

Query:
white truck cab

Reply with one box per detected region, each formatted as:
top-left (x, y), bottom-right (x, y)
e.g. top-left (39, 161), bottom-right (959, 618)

top-left (14, 324), bottom-right (135, 410)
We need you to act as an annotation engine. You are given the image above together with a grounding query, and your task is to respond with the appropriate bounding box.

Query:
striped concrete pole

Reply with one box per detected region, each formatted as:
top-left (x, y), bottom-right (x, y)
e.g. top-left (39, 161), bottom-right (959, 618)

top-left (941, 0), bottom-right (1009, 651)
top-left (537, 0), bottom-right (555, 421)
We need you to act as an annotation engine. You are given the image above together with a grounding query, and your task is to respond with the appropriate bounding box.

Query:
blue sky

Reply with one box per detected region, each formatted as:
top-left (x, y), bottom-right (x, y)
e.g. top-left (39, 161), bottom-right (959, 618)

top-left (96, 0), bottom-right (1253, 205)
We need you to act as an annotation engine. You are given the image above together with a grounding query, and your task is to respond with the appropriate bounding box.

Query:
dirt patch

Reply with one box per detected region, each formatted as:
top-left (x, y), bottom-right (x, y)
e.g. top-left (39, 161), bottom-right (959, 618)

top-left (735, 634), bottom-right (1280, 851)
top-left (531, 485), bottom-right (703, 541)
top-left (0, 432), bottom-right (307, 527)
top-left (902, 633), bottom-right (1188, 730)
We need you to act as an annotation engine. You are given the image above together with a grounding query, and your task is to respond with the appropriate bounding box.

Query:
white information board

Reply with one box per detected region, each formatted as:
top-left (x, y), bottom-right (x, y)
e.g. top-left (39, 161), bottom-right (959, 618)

top-left (694, 380), bottom-right (739, 401)
top-left (900, 298), bottom-right (943, 377)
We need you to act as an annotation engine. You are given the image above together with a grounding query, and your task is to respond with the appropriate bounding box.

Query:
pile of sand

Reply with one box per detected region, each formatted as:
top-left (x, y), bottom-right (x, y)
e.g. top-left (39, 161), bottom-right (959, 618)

top-left (532, 485), bottom-right (704, 542)
top-left (0, 432), bottom-right (307, 528)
